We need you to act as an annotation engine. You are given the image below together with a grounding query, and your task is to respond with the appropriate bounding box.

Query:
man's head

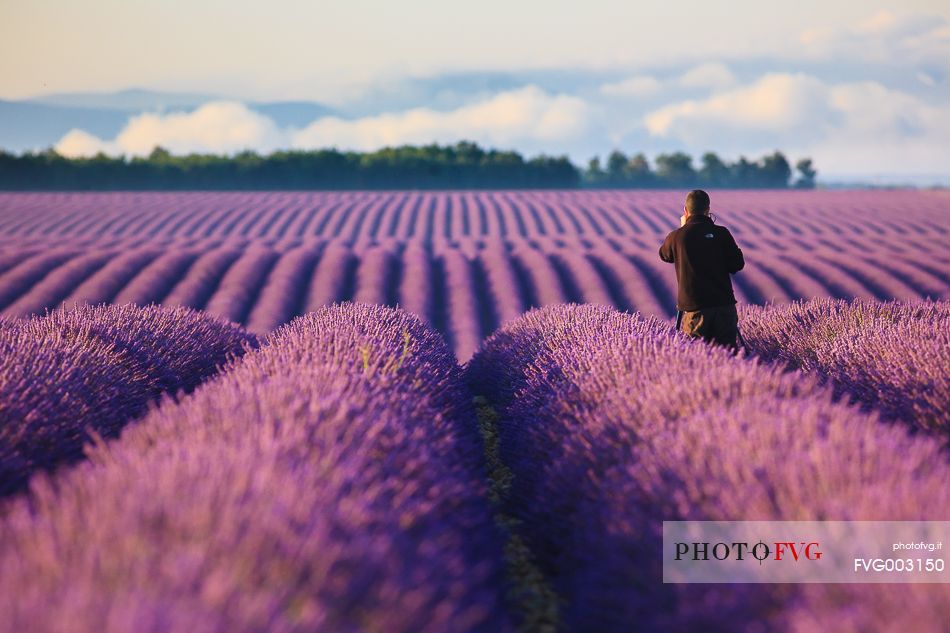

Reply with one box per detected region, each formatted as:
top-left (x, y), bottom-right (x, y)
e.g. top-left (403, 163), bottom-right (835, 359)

top-left (685, 189), bottom-right (710, 215)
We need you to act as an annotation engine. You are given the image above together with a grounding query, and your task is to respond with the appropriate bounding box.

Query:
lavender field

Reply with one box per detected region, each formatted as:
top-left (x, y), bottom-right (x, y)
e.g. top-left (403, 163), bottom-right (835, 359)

top-left (0, 190), bottom-right (947, 360)
top-left (1, 190), bottom-right (949, 632)
top-left (468, 303), bottom-right (949, 632)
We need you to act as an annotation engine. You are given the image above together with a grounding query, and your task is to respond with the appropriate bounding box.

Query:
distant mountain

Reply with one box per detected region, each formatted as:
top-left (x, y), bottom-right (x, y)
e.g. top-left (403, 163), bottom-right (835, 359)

top-left (0, 89), bottom-right (339, 154)
top-left (0, 100), bottom-right (129, 153)
top-left (28, 88), bottom-right (225, 112)
top-left (249, 101), bottom-right (337, 128)
top-left (340, 69), bottom-right (607, 117)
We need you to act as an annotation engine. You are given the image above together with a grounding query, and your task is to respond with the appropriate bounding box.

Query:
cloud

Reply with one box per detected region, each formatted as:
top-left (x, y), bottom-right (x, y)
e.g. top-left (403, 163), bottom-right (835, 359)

top-left (853, 9), bottom-right (901, 35)
top-left (599, 75), bottom-right (662, 97)
top-left (55, 129), bottom-right (119, 158)
top-left (290, 86), bottom-right (590, 150)
top-left (644, 73), bottom-right (834, 144)
top-left (676, 62), bottom-right (736, 89)
top-left (599, 62), bottom-right (736, 100)
top-left (56, 101), bottom-right (286, 157)
top-left (641, 71), bottom-right (950, 174)
top-left (55, 88), bottom-right (591, 158)
top-left (799, 10), bottom-right (950, 66)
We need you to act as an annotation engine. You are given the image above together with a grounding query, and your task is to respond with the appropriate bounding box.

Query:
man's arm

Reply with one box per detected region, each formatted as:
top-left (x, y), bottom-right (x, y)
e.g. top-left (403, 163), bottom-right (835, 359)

top-left (658, 232), bottom-right (675, 263)
top-left (722, 228), bottom-right (744, 273)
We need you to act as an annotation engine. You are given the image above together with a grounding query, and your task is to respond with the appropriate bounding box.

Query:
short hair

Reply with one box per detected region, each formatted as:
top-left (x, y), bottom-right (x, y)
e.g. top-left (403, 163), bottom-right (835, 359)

top-left (685, 189), bottom-right (710, 214)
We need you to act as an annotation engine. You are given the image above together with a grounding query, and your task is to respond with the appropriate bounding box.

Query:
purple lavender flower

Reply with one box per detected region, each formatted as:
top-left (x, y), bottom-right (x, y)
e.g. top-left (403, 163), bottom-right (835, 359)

top-left (739, 298), bottom-right (950, 433)
top-left (467, 303), bottom-right (950, 632)
top-left (0, 303), bottom-right (510, 633)
top-left (0, 304), bottom-right (253, 496)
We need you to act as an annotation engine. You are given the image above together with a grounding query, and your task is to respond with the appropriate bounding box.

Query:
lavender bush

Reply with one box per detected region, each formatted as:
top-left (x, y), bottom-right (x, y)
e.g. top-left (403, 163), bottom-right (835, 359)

top-left (0, 304), bottom-right (253, 496)
top-left (305, 243), bottom-right (356, 311)
top-left (353, 245), bottom-right (397, 306)
top-left (398, 244), bottom-right (434, 325)
top-left (162, 249), bottom-right (241, 310)
top-left (61, 248), bottom-right (161, 308)
top-left (31, 303), bottom-right (257, 396)
top-left (203, 248), bottom-right (279, 325)
top-left (3, 250), bottom-right (112, 317)
top-left (111, 250), bottom-right (198, 306)
top-left (0, 249), bottom-right (75, 311)
top-left (441, 249), bottom-right (483, 362)
top-left (467, 303), bottom-right (950, 632)
top-left (480, 242), bottom-right (526, 327)
top-left (0, 303), bottom-right (509, 633)
top-left (739, 298), bottom-right (950, 434)
top-left (244, 248), bottom-right (319, 334)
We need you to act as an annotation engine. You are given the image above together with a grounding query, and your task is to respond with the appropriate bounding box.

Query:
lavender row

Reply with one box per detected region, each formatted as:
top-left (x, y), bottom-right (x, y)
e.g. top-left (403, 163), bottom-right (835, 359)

top-left (739, 298), bottom-right (950, 434)
top-left (467, 303), bottom-right (950, 632)
top-left (0, 191), bottom-right (946, 242)
top-left (0, 304), bottom-right (254, 496)
top-left (1, 237), bottom-right (947, 364)
top-left (0, 303), bottom-right (510, 633)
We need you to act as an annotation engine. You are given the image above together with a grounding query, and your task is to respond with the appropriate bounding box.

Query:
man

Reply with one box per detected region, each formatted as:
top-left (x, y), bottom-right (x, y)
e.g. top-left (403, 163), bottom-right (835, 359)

top-left (658, 189), bottom-right (745, 350)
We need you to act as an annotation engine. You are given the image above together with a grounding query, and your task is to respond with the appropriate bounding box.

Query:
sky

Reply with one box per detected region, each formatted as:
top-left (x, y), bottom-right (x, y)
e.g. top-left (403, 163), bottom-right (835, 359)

top-left (2, 0), bottom-right (949, 181)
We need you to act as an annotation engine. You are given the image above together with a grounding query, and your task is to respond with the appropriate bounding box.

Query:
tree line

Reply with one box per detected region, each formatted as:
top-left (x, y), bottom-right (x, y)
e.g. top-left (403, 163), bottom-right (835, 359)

top-left (585, 150), bottom-right (816, 189)
top-left (0, 142), bottom-right (816, 190)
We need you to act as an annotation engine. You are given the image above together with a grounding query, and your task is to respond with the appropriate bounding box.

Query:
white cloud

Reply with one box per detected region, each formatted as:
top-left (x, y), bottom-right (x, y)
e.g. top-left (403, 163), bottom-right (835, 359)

top-left (55, 129), bottom-right (118, 158)
top-left (642, 71), bottom-right (950, 174)
top-left (677, 62), bottom-right (736, 89)
top-left (55, 88), bottom-right (591, 158)
top-left (644, 73), bottom-right (834, 143)
top-left (55, 101), bottom-right (287, 157)
top-left (854, 9), bottom-right (900, 34)
top-left (599, 63), bottom-right (736, 99)
top-left (827, 81), bottom-right (950, 143)
top-left (599, 75), bottom-right (662, 97)
top-left (290, 86), bottom-right (590, 150)
top-left (799, 10), bottom-right (950, 65)
top-left (118, 101), bottom-right (285, 155)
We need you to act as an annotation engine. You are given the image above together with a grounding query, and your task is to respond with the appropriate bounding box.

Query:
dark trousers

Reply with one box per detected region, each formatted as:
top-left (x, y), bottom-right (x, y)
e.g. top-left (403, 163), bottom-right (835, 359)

top-left (679, 304), bottom-right (739, 349)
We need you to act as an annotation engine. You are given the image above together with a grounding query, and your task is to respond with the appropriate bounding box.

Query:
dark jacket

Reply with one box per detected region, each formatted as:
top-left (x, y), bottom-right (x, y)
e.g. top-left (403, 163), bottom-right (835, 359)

top-left (659, 214), bottom-right (744, 311)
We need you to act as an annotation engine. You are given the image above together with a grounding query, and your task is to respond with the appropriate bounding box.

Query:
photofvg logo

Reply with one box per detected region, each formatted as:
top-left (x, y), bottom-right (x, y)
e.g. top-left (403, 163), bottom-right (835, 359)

top-left (674, 540), bottom-right (822, 563)
top-left (663, 521), bottom-right (948, 584)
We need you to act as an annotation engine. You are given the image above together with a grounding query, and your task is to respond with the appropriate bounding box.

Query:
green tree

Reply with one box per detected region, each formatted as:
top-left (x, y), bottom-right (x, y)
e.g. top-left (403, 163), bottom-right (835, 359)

top-left (698, 151), bottom-right (730, 187)
top-left (606, 150), bottom-right (629, 185)
top-left (654, 152), bottom-right (696, 187)
top-left (794, 158), bottom-right (817, 189)
top-left (148, 146), bottom-right (173, 163)
top-left (626, 152), bottom-right (653, 186)
top-left (730, 156), bottom-right (757, 187)
top-left (0, 143), bottom-right (815, 190)
top-left (758, 151), bottom-right (792, 188)
top-left (585, 156), bottom-right (606, 185)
